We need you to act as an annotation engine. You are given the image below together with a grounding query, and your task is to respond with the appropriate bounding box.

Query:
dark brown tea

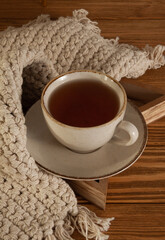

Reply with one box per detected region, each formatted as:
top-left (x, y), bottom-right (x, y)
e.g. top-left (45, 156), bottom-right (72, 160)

top-left (48, 80), bottom-right (119, 127)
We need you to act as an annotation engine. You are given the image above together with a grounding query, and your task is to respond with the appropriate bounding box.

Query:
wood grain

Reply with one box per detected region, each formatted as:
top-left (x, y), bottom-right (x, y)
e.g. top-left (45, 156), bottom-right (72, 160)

top-left (68, 179), bottom-right (109, 209)
top-left (121, 78), bottom-right (165, 103)
top-left (140, 95), bottom-right (165, 124)
top-left (1, 0), bottom-right (165, 20)
top-left (1, 1), bottom-right (165, 239)
top-left (72, 204), bottom-right (165, 240)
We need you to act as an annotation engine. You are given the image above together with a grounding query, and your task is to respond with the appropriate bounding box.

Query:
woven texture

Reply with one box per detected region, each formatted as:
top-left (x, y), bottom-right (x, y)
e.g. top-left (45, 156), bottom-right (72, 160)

top-left (0, 9), bottom-right (165, 240)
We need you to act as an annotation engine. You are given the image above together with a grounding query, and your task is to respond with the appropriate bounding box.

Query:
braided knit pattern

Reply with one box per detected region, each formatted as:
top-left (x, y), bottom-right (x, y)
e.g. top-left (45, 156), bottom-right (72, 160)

top-left (0, 9), bottom-right (165, 240)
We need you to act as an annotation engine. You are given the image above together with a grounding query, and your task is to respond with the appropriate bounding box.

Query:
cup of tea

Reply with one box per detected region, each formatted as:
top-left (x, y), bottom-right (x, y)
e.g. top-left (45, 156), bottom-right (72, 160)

top-left (41, 70), bottom-right (139, 153)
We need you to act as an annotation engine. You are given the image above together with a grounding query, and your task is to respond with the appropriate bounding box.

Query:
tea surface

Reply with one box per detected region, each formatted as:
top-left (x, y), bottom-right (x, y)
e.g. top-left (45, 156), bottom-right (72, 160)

top-left (48, 80), bottom-right (119, 127)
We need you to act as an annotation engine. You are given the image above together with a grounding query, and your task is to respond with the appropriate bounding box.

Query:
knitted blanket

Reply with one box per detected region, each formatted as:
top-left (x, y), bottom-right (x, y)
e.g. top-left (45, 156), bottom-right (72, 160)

top-left (0, 9), bottom-right (165, 240)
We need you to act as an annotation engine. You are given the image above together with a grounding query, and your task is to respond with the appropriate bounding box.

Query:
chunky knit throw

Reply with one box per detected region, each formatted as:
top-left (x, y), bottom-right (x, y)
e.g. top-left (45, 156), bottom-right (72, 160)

top-left (0, 9), bottom-right (165, 240)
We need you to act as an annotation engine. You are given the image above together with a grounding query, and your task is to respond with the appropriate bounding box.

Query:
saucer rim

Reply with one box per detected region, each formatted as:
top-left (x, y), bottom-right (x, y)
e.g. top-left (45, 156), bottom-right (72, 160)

top-left (27, 100), bottom-right (148, 181)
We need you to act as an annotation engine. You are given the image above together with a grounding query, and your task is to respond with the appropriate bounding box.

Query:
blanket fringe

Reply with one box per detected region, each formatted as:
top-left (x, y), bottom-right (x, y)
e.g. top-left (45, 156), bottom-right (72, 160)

top-left (144, 44), bottom-right (165, 69)
top-left (70, 205), bottom-right (114, 239)
top-left (73, 9), bottom-right (101, 34)
top-left (45, 235), bottom-right (57, 240)
top-left (46, 206), bottom-right (114, 240)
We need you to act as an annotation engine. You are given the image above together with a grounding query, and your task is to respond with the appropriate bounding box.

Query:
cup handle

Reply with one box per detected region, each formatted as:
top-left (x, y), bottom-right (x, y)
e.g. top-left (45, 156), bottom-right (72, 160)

top-left (112, 120), bottom-right (139, 146)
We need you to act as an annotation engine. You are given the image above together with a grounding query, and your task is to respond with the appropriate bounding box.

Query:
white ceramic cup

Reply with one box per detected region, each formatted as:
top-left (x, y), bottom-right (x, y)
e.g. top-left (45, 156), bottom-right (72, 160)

top-left (41, 70), bottom-right (139, 153)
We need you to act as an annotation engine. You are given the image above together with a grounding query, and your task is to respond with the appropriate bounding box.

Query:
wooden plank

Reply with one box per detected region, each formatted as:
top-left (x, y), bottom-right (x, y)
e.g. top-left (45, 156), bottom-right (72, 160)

top-left (98, 20), bottom-right (165, 46)
top-left (1, 0), bottom-right (165, 20)
top-left (72, 203), bottom-right (165, 240)
top-left (46, 0), bottom-right (165, 20)
top-left (121, 69), bottom-right (165, 96)
top-left (140, 95), bottom-right (165, 124)
top-left (121, 78), bottom-right (164, 103)
top-left (68, 179), bottom-right (109, 209)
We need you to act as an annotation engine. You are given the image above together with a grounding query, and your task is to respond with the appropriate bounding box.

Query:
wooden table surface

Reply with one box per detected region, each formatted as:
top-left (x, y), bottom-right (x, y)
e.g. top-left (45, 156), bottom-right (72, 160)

top-left (1, 1), bottom-right (165, 239)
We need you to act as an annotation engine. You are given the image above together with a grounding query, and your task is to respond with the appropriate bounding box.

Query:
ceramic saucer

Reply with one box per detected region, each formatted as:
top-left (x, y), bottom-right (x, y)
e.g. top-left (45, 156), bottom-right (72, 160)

top-left (25, 100), bottom-right (147, 181)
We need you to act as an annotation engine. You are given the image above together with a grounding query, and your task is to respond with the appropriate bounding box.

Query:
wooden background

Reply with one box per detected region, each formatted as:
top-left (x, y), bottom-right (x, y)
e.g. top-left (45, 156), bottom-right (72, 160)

top-left (1, 1), bottom-right (165, 239)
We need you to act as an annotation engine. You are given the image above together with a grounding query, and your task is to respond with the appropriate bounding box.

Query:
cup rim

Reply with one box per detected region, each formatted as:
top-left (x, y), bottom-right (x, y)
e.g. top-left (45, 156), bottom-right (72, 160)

top-left (41, 70), bottom-right (127, 129)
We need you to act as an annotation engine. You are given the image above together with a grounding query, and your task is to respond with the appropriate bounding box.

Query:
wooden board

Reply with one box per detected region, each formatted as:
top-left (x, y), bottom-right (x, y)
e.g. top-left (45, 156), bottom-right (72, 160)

top-left (1, 0), bottom-right (165, 20)
top-left (67, 179), bottom-right (109, 209)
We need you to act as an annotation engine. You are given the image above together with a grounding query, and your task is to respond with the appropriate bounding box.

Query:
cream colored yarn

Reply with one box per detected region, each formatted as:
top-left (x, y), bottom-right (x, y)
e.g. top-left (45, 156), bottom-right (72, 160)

top-left (0, 9), bottom-right (165, 240)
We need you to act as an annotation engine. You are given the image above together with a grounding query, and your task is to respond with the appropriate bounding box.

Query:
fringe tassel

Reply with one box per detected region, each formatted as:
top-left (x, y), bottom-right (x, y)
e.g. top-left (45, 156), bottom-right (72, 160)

top-left (46, 218), bottom-right (74, 240)
top-left (46, 205), bottom-right (114, 240)
top-left (144, 44), bottom-right (165, 69)
top-left (70, 205), bottom-right (114, 240)
top-left (54, 224), bottom-right (74, 240)
top-left (73, 9), bottom-right (101, 34)
top-left (45, 234), bottom-right (57, 240)
top-left (108, 37), bottom-right (119, 46)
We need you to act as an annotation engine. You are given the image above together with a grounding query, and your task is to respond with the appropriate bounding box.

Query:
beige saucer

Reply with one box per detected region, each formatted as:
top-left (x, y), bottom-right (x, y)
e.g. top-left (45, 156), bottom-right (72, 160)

top-left (26, 100), bottom-right (147, 181)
